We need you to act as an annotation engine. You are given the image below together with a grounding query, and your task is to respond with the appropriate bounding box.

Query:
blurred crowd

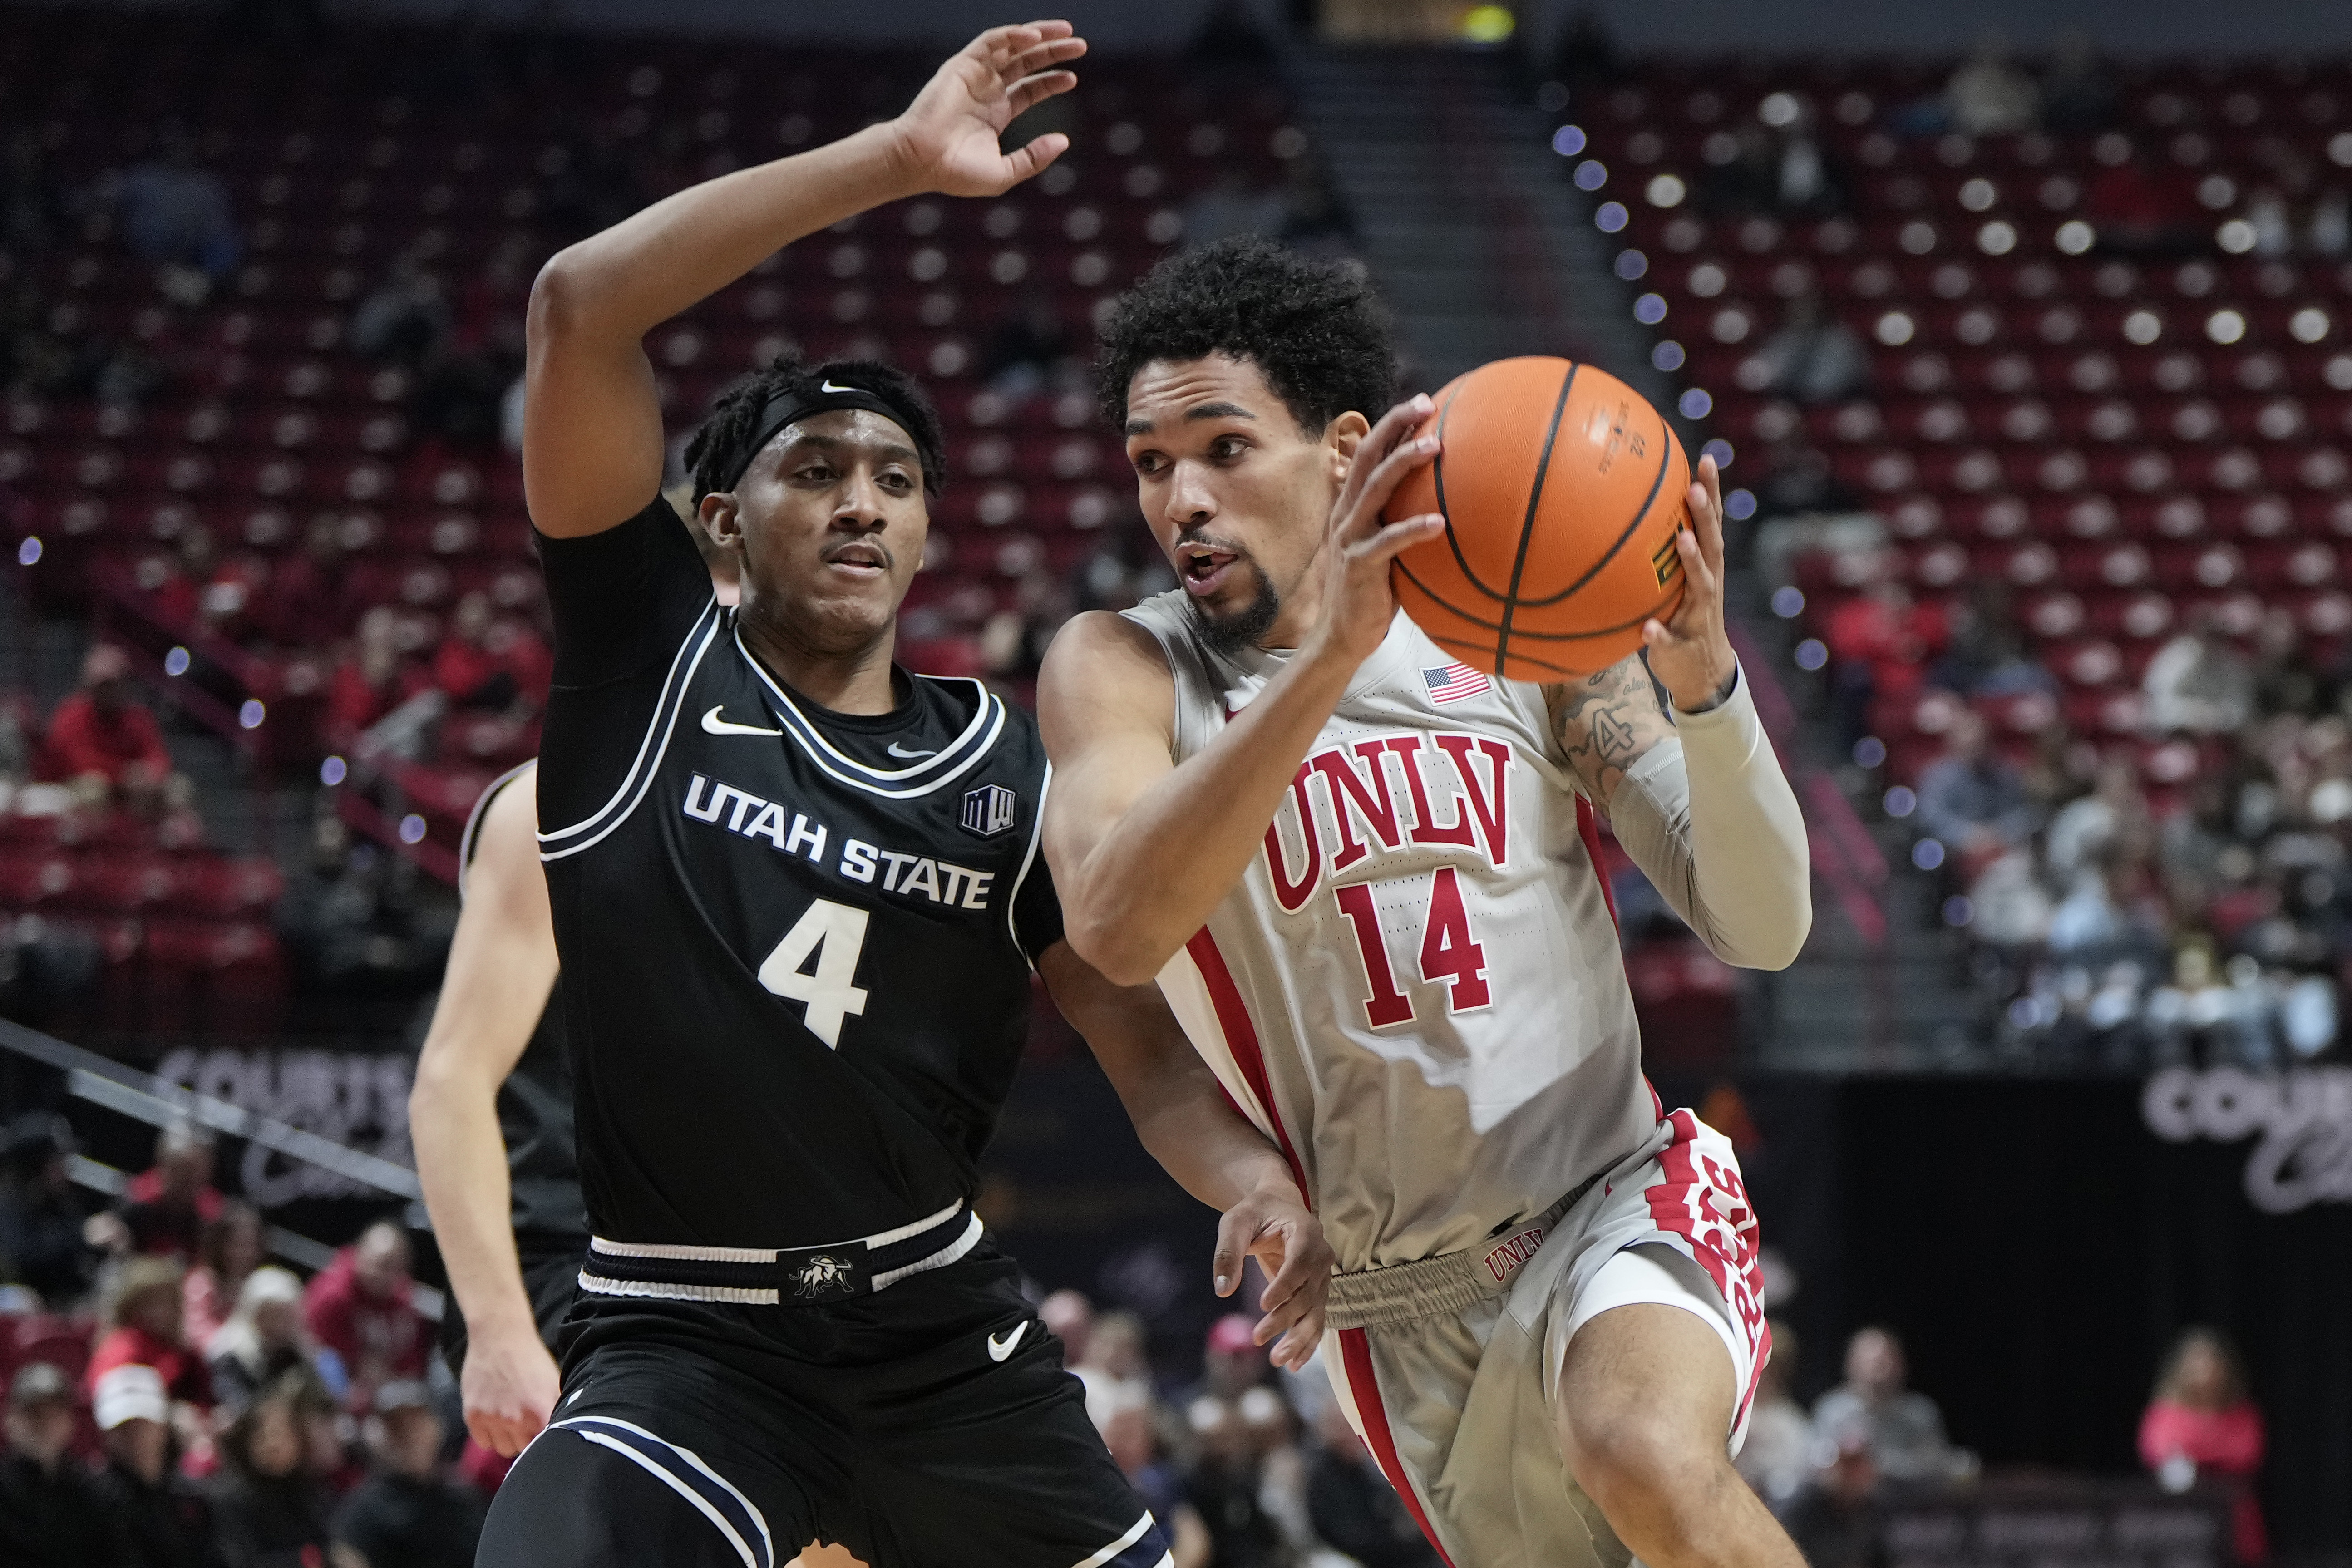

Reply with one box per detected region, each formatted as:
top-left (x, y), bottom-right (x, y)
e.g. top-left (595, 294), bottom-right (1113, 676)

top-left (0, 1114), bottom-right (478, 1568)
top-left (1832, 580), bottom-right (2352, 1065)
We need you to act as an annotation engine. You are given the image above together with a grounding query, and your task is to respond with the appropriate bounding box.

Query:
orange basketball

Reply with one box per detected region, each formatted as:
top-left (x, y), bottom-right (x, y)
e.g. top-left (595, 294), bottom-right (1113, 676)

top-left (1384, 357), bottom-right (1691, 683)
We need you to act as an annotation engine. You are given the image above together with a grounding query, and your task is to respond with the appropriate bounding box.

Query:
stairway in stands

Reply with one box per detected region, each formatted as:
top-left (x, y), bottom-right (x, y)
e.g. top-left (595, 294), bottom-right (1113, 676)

top-left (1287, 45), bottom-right (1985, 1069)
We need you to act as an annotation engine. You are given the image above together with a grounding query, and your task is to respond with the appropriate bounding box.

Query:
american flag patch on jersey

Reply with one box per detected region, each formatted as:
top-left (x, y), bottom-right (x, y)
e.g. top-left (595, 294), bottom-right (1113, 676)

top-left (1422, 662), bottom-right (1491, 704)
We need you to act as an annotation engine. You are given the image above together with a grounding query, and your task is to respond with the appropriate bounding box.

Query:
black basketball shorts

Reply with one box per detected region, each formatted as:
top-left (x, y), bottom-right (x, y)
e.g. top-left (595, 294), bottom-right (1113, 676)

top-left (476, 1244), bottom-right (1168, 1568)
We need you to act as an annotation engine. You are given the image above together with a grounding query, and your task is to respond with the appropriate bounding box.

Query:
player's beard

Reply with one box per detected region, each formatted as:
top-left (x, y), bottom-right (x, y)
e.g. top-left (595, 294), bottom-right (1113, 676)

top-left (1188, 560), bottom-right (1282, 655)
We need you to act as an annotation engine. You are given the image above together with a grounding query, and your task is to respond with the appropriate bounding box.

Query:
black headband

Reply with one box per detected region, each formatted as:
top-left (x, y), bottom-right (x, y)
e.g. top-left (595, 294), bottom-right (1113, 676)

top-left (708, 382), bottom-right (926, 495)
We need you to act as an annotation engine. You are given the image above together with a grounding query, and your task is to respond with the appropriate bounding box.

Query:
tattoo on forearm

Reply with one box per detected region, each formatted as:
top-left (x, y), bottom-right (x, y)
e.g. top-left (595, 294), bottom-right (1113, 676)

top-left (1547, 657), bottom-right (1673, 804)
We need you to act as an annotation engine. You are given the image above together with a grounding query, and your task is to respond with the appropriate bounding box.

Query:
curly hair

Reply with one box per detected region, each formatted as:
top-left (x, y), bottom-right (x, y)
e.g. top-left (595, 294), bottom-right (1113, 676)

top-left (1094, 236), bottom-right (1397, 435)
top-left (681, 351), bottom-right (946, 502)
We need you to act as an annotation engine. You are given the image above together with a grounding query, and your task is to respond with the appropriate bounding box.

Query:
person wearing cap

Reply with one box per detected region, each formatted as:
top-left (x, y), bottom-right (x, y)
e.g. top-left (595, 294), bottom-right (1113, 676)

top-left (328, 1380), bottom-right (485, 1568)
top-left (35, 642), bottom-right (179, 810)
top-left (89, 1255), bottom-right (213, 1418)
top-left (0, 1360), bottom-right (117, 1565)
top-left (91, 1361), bottom-right (225, 1568)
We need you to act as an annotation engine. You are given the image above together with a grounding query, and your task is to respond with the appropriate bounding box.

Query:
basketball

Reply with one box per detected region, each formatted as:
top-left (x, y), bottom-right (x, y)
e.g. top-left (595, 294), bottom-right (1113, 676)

top-left (1383, 357), bottom-right (1692, 683)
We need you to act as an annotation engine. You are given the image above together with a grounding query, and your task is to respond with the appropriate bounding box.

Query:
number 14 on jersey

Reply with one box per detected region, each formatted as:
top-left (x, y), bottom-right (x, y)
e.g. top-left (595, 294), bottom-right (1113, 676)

top-left (1334, 867), bottom-right (1489, 1029)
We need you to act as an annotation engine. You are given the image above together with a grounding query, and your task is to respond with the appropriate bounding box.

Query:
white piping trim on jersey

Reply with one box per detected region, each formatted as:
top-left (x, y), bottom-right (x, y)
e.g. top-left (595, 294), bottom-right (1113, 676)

top-left (862, 1198), bottom-right (965, 1247)
top-left (539, 606), bottom-right (724, 863)
top-left (552, 1416), bottom-right (774, 1568)
top-left (1006, 759), bottom-right (1051, 967)
top-left (1072, 1511), bottom-right (1159, 1568)
top-left (537, 596), bottom-right (720, 849)
top-left (577, 1271), bottom-right (780, 1306)
top-left (588, 1236), bottom-right (780, 1263)
top-left (869, 1211), bottom-right (983, 1290)
top-left (734, 630), bottom-right (1006, 798)
top-left (456, 759), bottom-right (537, 901)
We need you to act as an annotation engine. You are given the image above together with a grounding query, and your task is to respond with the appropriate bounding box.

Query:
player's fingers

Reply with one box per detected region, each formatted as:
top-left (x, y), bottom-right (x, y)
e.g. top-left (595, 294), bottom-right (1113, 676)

top-left (1005, 71), bottom-right (1079, 121)
top-left (1348, 513), bottom-right (1443, 567)
top-left (1335, 395), bottom-right (1431, 515)
top-left (1005, 35), bottom-right (1087, 83)
top-left (1337, 439), bottom-right (1438, 542)
top-left (1000, 132), bottom-right (1070, 187)
top-left (1210, 1209), bottom-right (1250, 1297)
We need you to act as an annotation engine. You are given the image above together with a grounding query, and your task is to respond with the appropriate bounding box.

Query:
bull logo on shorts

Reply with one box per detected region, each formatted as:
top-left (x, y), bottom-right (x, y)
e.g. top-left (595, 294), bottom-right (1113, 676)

top-left (791, 1254), bottom-right (857, 1299)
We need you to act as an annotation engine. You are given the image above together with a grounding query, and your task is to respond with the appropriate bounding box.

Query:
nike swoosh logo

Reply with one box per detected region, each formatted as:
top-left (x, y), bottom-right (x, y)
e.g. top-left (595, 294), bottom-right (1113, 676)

top-left (885, 742), bottom-right (937, 759)
top-left (701, 705), bottom-right (784, 737)
top-left (987, 1322), bottom-right (1027, 1362)
top-left (819, 379), bottom-right (856, 394)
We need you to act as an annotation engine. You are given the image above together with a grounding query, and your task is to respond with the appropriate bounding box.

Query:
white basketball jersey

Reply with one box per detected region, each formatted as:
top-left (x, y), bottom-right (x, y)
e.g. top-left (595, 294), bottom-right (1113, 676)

top-left (1123, 591), bottom-right (1657, 1273)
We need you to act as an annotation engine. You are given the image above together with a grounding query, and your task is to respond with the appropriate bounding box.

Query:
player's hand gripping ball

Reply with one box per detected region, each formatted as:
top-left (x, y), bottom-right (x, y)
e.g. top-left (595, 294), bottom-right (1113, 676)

top-left (1381, 358), bottom-right (1692, 683)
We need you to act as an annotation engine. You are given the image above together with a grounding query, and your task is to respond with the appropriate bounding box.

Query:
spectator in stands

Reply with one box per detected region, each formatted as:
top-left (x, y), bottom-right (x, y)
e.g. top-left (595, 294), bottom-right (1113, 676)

top-left (1735, 1321), bottom-right (1815, 1510)
top-left (0, 1110), bottom-right (100, 1306)
top-left (2144, 610), bottom-right (2255, 737)
top-left (2086, 136), bottom-right (2203, 256)
top-left (1303, 1383), bottom-right (1439, 1568)
top-left (0, 1361), bottom-right (114, 1564)
top-left (329, 1381), bottom-right (485, 1568)
top-left (263, 517), bottom-right (355, 651)
top-left (1916, 710), bottom-right (2036, 864)
top-left (1198, 1311), bottom-right (1271, 1403)
top-left (91, 1361), bottom-right (224, 1568)
top-left (981, 291), bottom-right (1080, 402)
top-left (2046, 842), bottom-right (2170, 966)
top-left (89, 1254), bottom-right (212, 1421)
top-left (303, 1221), bottom-right (428, 1410)
top-left (1039, 1287), bottom-right (1094, 1367)
top-left (1824, 577), bottom-right (1943, 752)
top-left (112, 129), bottom-right (241, 283)
top-left (2037, 30), bottom-right (2117, 135)
top-left (114, 1119), bottom-right (227, 1262)
top-left (2140, 1328), bottom-right (2266, 1564)
top-left (1932, 581), bottom-right (2056, 701)
top-left (208, 1372), bottom-right (335, 1568)
top-left (2250, 609), bottom-right (2332, 720)
top-left (209, 1266), bottom-right (348, 1415)
top-left (325, 608), bottom-right (435, 762)
top-left (1100, 1400), bottom-right (1211, 1568)
top-left (1812, 1326), bottom-right (1963, 1484)
top-left (350, 255), bottom-right (451, 370)
top-left (1751, 294), bottom-right (1871, 407)
top-left (2047, 759), bottom-right (2155, 888)
top-left (1943, 32), bottom-right (2038, 137)
top-left (37, 643), bottom-right (180, 814)
top-left (185, 1199), bottom-right (264, 1350)
top-left (1075, 1310), bottom-right (1154, 1432)
top-left (1767, 101), bottom-right (1848, 220)
top-left (275, 814), bottom-right (448, 995)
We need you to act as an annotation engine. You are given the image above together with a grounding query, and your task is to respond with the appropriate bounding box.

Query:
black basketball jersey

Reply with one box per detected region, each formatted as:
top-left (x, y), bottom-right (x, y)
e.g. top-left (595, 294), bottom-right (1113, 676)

top-left (454, 763), bottom-right (587, 1244)
top-left (533, 495), bottom-right (1062, 1250)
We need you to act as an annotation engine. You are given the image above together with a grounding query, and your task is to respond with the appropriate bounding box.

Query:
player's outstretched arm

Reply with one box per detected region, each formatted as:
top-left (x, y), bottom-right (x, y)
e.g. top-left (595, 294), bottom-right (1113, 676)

top-left (1037, 942), bottom-right (1332, 1369)
top-left (1038, 396), bottom-right (1441, 986)
top-left (1549, 456), bottom-right (1811, 969)
top-left (408, 771), bottom-right (562, 1457)
top-left (523, 20), bottom-right (1086, 539)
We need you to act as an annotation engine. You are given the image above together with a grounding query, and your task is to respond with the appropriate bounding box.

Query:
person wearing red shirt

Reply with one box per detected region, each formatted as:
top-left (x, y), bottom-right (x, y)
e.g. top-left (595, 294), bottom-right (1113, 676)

top-left (302, 1220), bottom-right (429, 1410)
top-left (37, 643), bottom-right (175, 801)
top-left (109, 1119), bottom-right (227, 1262)
top-left (264, 516), bottom-right (356, 651)
top-left (88, 1254), bottom-right (213, 1416)
top-left (325, 607), bottom-right (431, 758)
top-left (2140, 1328), bottom-right (2267, 1564)
top-left (1824, 576), bottom-right (1946, 751)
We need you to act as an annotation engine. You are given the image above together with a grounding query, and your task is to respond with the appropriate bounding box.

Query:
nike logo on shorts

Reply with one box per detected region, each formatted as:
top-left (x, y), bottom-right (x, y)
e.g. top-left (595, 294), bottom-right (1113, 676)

top-left (701, 706), bottom-right (784, 737)
top-left (987, 1322), bottom-right (1027, 1362)
top-left (886, 741), bottom-right (937, 759)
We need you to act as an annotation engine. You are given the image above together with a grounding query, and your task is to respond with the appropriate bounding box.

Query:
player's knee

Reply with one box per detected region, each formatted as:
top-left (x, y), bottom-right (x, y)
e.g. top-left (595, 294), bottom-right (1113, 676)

top-left (1563, 1402), bottom-right (1726, 1540)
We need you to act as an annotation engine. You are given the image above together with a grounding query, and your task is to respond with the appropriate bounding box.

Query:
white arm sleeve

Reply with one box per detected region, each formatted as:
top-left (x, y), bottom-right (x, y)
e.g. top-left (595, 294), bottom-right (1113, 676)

top-left (1603, 665), bottom-right (1813, 970)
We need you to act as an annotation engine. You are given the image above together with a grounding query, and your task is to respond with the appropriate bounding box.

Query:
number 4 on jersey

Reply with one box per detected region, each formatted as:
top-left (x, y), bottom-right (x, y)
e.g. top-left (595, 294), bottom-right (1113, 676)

top-left (758, 898), bottom-right (870, 1048)
top-left (1334, 867), bottom-right (1490, 1029)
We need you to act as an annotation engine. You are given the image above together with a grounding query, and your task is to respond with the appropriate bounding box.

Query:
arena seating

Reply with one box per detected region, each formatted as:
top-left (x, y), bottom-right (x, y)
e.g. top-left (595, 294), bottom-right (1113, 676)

top-left (1576, 60), bottom-right (2352, 793)
top-left (0, 14), bottom-right (1298, 861)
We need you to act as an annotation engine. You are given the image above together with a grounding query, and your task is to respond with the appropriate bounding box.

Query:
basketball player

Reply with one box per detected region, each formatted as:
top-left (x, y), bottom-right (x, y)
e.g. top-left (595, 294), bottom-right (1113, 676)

top-left (478, 25), bottom-right (1333, 1568)
top-left (1036, 235), bottom-right (1814, 1568)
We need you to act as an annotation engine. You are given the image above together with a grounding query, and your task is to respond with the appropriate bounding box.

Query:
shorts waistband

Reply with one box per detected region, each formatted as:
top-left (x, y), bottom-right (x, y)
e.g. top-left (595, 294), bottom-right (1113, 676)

top-left (1324, 1169), bottom-right (1608, 1332)
top-left (577, 1201), bottom-right (982, 1307)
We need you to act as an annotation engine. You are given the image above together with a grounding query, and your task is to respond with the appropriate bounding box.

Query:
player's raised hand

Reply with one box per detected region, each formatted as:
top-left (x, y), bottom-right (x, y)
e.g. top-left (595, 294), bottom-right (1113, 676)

top-left (889, 21), bottom-right (1087, 199)
top-left (1212, 1179), bottom-right (1334, 1371)
top-left (1641, 452), bottom-right (1739, 710)
top-left (1308, 394), bottom-right (1444, 671)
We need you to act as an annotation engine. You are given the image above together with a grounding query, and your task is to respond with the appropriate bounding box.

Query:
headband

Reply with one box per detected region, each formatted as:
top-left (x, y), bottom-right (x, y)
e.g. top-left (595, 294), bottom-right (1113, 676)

top-left (708, 381), bottom-right (927, 495)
